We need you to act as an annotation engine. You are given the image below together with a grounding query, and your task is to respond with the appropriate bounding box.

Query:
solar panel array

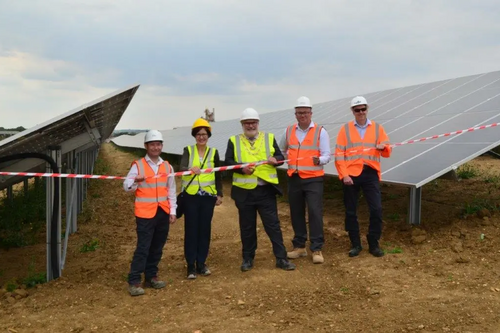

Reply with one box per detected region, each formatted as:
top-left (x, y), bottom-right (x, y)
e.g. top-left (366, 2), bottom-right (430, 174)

top-left (0, 84), bottom-right (140, 190)
top-left (113, 71), bottom-right (500, 187)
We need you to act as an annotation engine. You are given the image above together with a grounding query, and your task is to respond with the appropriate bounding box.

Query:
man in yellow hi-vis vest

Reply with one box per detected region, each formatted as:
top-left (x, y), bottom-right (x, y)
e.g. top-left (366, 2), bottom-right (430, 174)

top-left (225, 108), bottom-right (296, 272)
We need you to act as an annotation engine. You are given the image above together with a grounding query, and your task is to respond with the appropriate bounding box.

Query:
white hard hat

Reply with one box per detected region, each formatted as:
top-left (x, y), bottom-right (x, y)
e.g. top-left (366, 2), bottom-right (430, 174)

top-left (295, 96), bottom-right (312, 108)
top-left (144, 130), bottom-right (163, 143)
top-left (240, 108), bottom-right (260, 121)
top-left (351, 96), bottom-right (368, 108)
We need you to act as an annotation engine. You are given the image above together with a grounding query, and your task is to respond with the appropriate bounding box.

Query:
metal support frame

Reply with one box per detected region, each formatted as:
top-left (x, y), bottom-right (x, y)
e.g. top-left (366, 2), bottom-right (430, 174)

top-left (407, 186), bottom-right (422, 225)
top-left (46, 146), bottom-right (62, 281)
top-left (7, 185), bottom-right (13, 203)
top-left (23, 179), bottom-right (29, 197)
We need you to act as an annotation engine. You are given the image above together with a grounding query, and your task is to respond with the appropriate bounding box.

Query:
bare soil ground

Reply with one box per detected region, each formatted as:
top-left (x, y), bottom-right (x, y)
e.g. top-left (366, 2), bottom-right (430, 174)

top-left (1, 144), bottom-right (500, 333)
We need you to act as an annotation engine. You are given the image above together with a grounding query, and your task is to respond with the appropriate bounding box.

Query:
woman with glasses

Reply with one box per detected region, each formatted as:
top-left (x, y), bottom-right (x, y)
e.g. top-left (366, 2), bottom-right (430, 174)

top-left (180, 118), bottom-right (223, 279)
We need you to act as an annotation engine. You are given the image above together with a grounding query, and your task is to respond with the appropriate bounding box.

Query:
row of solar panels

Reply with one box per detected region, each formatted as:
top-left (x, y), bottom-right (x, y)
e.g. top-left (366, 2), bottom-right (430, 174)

top-left (113, 71), bottom-right (500, 187)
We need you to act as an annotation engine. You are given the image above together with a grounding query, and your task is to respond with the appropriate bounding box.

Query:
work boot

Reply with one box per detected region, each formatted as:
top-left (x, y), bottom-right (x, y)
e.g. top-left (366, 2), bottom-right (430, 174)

top-left (287, 247), bottom-right (307, 259)
top-left (144, 277), bottom-right (166, 289)
top-left (128, 284), bottom-right (145, 296)
top-left (197, 263), bottom-right (211, 276)
top-left (312, 251), bottom-right (324, 264)
top-left (275, 258), bottom-right (296, 271)
top-left (348, 233), bottom-right (363, 257)
top-left (367, 235), bottom-right (385, 257)
top-left (240, 259), bottom-right (253, 272)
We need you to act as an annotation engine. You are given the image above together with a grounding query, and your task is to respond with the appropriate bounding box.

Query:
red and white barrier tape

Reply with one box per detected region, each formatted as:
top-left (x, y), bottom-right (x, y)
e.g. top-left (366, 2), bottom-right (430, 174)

top-left (1, 122), bottom-right (498, 180)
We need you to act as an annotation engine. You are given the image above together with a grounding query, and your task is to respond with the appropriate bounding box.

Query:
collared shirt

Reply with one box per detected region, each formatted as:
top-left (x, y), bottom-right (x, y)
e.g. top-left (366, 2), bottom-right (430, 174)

top-left (354, 119), bottom-right (372, 139)
top-left (123, 154), bottom-right (177, 215)
top-left (279, 122), bottom-right (331, 165)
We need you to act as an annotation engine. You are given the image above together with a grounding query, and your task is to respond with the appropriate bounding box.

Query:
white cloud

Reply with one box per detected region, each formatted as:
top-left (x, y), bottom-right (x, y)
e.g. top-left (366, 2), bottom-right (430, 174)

top-left (0, 0), bottom-right (499, 130)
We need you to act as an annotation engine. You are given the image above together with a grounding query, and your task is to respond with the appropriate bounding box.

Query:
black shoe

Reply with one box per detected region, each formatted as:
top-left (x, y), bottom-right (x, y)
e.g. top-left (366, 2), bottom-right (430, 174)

top-left (348, 246), bottom-right (363, 257)
top-left (369, 247), bottom-right (385, 257)
top-left (196, 264), bottom-right (211, 276)
top-left (276, 258), bottom-right (296, 271)
top-left (241, 259), bottom-right (253, 272)
top-left (367, 235), bottom-right (385, 257)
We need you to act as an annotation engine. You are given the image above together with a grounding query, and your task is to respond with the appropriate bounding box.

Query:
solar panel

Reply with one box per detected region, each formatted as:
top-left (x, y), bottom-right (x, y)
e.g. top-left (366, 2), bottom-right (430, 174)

top-left (0, 84), bottom-right (140, 190)
top-left (113, 71), bottom-right (500, 188)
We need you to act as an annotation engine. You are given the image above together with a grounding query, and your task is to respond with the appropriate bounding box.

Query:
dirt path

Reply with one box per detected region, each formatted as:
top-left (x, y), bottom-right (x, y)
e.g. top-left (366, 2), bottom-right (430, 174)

top-left (1, 144), bottom-right (500, 332)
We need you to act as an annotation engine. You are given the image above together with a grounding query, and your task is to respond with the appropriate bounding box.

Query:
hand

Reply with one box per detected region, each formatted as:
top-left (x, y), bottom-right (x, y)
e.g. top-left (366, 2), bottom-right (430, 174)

top-left (215, 196), bottom-right (223, 206)
top-left (242, 166), bottom-right (254, 175)
top-left (190, 166), bottom-right (201, 175)
top-left (267, 156), bottom-right (278, 165)
top-left (134, 174), bottom-right (145, 183)
top-left (376, 144), bottom-right (386, 150)
top-left (169, 215), bottom-right (177, 224)
top-left (312, 156), bottom-right (320, 165)
top-left (343, 176), bottom-right (354, 186)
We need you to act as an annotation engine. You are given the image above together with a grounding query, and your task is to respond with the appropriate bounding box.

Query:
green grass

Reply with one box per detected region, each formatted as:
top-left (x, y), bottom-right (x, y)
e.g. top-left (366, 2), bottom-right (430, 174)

top-left (5, 279), bottom-right (19, 292)
top-left (340, 287), bottom-right (349, 293)
top-left (23, 257), bottom-right (46, 288)
top-left (0, 180), bottom-right (46, 248)
top-left (383, 242), bottom-right (403, 254)
top-left (462, 197), bottom-right (498, 218)
top-left (456, 164), bottom-right (479, 179)
top-left (80, 238), bottom-right (100, 253)
top-left (386, 213), bottom-right (401, 221)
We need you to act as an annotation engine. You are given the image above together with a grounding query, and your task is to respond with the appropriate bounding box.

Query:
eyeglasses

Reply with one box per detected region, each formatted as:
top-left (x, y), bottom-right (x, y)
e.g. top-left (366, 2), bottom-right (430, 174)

top-left (242, 121), bottom-right (258, 126)
top-left (353, 107), bottom-right (367, 113)
top-left (196, 133), bottom-right (208, 138)
top-left (295, 111), bottom-right (311, 116)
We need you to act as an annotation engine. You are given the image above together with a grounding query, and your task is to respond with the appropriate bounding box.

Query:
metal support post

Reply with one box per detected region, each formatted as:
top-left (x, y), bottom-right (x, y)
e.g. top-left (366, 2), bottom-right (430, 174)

top-left (407, 186), bottom-right (422, 225)
top-left (46, 146), bottom-right (62, 280)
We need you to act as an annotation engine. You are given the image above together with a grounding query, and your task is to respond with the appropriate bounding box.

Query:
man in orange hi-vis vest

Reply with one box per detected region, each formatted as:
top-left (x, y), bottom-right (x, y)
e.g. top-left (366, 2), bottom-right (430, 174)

top-left (280, 96), bottom-right (331, 264)
top-left (335, 96), bottom-right (392, 258)
top-left (123, 130), bottom-right (177, 296)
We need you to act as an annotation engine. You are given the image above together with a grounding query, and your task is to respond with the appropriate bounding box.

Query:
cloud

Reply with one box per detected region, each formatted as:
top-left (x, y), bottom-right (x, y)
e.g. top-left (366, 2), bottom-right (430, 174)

top-left (0, 0), bottom-right (499, 130)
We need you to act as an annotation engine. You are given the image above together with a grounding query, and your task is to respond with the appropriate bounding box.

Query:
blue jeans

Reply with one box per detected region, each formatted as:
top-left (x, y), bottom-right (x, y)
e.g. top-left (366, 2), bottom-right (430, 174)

top-left (128, 207), bottom-right (170, 285)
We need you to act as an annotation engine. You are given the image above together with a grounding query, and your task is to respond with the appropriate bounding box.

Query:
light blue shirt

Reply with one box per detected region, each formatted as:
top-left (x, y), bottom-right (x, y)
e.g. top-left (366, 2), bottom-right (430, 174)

top-left (279, 122), bottom-right (331, 165)
top-left (354, 119), bottom-right (372, 139)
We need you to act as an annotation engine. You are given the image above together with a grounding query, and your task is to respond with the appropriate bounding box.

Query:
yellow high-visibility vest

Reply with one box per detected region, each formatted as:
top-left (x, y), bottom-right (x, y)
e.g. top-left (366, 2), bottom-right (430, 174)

top-left (230, 132), bottom-right (279, 189)
top-left (181, 145), bottom-right (217, 195)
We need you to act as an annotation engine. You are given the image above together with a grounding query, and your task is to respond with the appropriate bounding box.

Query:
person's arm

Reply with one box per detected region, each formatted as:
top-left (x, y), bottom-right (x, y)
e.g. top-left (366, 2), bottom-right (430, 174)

top-left (334, 126), bottom-right (349, 180)
top-left (271, 138), bottom-right (285, 166)
top-left (214, 150), bottom-right (223, 197)
top-left (378, 126), bottom-right (392, 158)
top-left (123, 163), bottom-right (139, 192)
top-left (179, 147), bottom-right (190, 171)
top-left (224, 139), bottom-right (245, 174)
top-left (278, 128), bottom-right (288, 159)
top-left (167, 164), bottom-right (177, 216)
top-left (318, 127), bottom-right (331, 165)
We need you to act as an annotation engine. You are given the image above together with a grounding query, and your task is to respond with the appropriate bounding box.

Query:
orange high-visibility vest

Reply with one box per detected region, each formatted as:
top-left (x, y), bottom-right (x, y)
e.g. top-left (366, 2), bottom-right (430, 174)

top-left (286, 123), bottom-right (324, 179)
top-left (334, 121), bottom-right (391, 180)
top-left (133, 158), bottom-right (171, 218)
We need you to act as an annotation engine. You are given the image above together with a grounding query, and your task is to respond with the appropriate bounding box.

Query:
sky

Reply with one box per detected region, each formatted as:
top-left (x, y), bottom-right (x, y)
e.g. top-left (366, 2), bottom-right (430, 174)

top-left (1, 0), bottom-right (499, 130)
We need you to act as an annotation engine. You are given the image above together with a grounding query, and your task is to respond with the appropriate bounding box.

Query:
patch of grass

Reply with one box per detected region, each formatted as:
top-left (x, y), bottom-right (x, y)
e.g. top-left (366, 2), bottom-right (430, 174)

top-left (387, 213), bottom-right (401, 221)
top-left (340, 287), bottom-right (349, 293)
top-left (387, 193), bottom-right (400, 200)
top-left (80, 238), bottom-right (100, 253)
top-left (0, 180), bottom-right (46, 249)
top-left (462, 197), bottom-right (498, 218)
top-left (447, 274), bottom-right (454, 282)
top-left (385, 246), bottom-right (403, 254)
top-left (483, 175), bottom-right (500, 185)
top-left (399, 260), bottom-right (406, 265)
top-left (23, 257), bottom-right (46, 288)
top-left (456, 164), bottom-right (479, 179)
top-left (5, 279), bottom-right (19, 292)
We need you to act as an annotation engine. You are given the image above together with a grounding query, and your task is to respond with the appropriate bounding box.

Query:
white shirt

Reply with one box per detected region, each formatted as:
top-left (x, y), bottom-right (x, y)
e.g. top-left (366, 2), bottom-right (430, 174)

top-left (354, 119), bottom-right (372, 139)
top-left (123, 155), bottom-right (177, 216)
top-left (279, 122), bottom-right (331, 165)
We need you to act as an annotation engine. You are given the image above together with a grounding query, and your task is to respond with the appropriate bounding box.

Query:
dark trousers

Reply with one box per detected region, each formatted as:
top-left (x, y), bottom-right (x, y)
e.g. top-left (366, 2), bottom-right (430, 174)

top-left (235, 185), bottom-right (287, 260)
top-left (288, 175), bottom-right (324, 251)
top-left (343, 166), bottom-right (383, 239)
top-left (183, 194), bottom-right (217, 267)
top-left (128, 207), bottom-right (170, 285)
